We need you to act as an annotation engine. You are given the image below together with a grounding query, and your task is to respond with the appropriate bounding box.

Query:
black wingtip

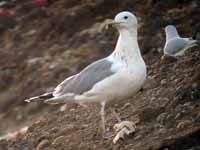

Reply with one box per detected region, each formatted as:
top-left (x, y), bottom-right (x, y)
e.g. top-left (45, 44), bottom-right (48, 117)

top-left (24, 92), bottom-right (53, 103)
top-left (39, 92), bottom-right (53, 99)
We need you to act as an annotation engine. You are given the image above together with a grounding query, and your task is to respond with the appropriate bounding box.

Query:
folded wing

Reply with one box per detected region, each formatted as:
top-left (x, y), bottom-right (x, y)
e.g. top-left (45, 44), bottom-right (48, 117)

top-left (53, 58), bottom-right (115, 97)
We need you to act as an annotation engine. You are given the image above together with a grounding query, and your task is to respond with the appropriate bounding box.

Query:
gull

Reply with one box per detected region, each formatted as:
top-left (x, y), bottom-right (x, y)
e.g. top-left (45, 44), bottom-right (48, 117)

top-left (163, 25), bottom-right (198, 57)
top-left (25, 11), bottom-right (147, 137)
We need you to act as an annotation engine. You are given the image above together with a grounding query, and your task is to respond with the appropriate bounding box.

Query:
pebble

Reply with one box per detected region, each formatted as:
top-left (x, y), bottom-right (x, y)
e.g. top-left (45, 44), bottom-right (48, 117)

top-left (60, 104), bottom-right (67, 112)
top-left (157, 112), bottom-right (168, 125)
top-left (176, 120), bottom-right (191, 129)
top-left (27, 57), bottom-right (43, 66)
top-left (36, 139), bottom-right (49, 150)
top-left (160, 79), bottom-right (167, 85)
top-left (52, 136), bottom-right (66, 145)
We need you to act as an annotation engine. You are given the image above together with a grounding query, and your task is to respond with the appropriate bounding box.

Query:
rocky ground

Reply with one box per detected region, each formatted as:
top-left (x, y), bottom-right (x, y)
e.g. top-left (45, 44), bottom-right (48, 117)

top-left (0, 0), bottom-right (200, 149)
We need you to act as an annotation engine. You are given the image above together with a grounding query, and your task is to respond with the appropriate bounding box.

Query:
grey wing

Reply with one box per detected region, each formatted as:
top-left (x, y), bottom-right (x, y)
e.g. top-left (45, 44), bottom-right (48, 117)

top-left (164, 38), bottom-right (188, 55)
top-left (53, 58), bottom-right (115, 97)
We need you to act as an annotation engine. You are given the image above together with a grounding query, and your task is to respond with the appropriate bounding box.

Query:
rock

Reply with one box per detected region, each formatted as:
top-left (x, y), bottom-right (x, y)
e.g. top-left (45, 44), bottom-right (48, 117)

top-left (26, 57), bottom-right (43, 66)
top-left (59, 104), bottom-right (67, 112)
top-left (36, 139), bottom-right (49, 150)
top-left (52, 136), bottom-right (67, 145)
top-left (160, 79), bottom-right (167, 85)
top-left (176, 120), bottom-right (192, 129)
top-left (157, 112), bottom-right (168, 125)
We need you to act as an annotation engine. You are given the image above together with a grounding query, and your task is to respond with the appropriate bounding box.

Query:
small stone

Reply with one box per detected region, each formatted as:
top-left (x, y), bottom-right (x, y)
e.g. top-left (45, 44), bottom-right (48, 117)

top-left (157, 113), bottom-right (168, 125)
top-left (27, 57), bottom-right (43, 66)
top-left (121, 102), bottom-right (131, 110)
top-left (69, 108), bottom-right (75, 112)
top-left (52, 136), bottom-right (66, 145)
top-left (160, 79), bottom-right (167, 85)
top-left (24, 29), bottom-right (37, 36)
top-left (174, 112), bottom-right (181, 119)
top-left (59, 125), bottom-right (75, 134)
top-left (176, 120), bottom-right (191, 129)
top-left (170, 75), bottom-right (176, 81)
top-left (134, 134), bottom-right (142, 140)
top-left (60, 104), bottom-right (67, 112)
top-left (36, 139), bottom-right (49, 150)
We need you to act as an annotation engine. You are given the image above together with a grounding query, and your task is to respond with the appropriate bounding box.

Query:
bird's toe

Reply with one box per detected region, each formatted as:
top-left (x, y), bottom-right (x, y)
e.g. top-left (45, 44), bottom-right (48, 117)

top-left (113, 121), bottom-right (136, 144)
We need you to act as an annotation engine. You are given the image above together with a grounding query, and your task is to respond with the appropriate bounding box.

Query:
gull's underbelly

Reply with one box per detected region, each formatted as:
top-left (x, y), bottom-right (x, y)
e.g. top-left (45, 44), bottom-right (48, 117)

top-left (78, 70), bottom-right (146, 103)
top-left (104, 72), bottom-right (146, 101)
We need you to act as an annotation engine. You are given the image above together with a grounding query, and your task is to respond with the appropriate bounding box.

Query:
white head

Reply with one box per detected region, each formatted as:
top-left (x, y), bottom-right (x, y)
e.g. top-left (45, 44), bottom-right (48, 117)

top-left (165, 25), bottom-right (179, 40)
top-left (113, 11), bottom-right (138, 30)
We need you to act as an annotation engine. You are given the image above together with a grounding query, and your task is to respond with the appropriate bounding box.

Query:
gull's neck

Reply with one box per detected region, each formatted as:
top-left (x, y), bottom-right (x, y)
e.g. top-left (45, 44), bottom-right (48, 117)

top-left (111, 28), bottom-right (144, 66)
top-left (166, 29), bottom-right (180, 41)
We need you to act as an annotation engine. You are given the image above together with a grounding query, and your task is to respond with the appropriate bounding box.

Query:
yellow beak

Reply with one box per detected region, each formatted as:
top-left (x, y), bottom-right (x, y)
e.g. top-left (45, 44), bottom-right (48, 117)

top-left (106, 19), bottom-right (121, 27)
top-left (100, 19), bottom-right (121, 32)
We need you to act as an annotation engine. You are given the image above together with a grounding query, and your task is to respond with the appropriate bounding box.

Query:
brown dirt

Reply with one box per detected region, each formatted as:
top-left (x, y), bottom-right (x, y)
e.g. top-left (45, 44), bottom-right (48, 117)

top-left (0, 0), bottom-right (200, 150)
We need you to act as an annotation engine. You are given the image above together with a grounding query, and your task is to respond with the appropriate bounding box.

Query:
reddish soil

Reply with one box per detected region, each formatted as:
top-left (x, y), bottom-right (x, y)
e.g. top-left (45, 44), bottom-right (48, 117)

top-left (0, 0), bottom-right (200, 149)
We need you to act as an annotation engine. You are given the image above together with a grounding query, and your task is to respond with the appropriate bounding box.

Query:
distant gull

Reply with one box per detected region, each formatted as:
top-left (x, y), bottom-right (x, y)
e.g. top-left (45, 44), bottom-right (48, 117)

top-left (163, 25), bottom-right (198, 57)
top-left (25, 11), bottom-right (147, 137)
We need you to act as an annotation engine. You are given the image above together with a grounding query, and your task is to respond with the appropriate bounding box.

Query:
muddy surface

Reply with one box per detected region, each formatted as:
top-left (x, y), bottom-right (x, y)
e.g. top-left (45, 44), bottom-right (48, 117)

top-left (0, 0), bottom-right (200, 149)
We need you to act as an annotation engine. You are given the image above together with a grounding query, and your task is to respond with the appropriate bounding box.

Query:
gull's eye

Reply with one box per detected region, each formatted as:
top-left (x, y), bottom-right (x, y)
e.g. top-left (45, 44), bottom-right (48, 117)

top-left (124, 16), bottom-right (128, 19)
